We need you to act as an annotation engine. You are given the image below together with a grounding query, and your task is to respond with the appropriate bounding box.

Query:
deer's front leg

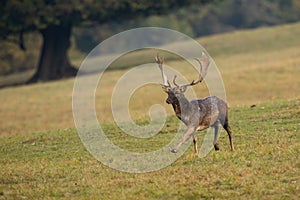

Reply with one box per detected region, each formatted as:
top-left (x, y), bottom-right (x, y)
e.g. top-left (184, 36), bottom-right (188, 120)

top-left (171, 127), bottom-right (196, 153)
top-left (193, 134), bottom-right (198, 154)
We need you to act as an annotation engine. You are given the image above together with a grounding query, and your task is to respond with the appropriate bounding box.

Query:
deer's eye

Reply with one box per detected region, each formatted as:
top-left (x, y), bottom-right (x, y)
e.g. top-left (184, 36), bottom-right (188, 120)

top-left (162, 86), bottom-right (171, 93)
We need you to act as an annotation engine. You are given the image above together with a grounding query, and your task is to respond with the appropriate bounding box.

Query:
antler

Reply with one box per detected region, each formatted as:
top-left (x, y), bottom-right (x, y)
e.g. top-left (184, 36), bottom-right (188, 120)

top-left (178, 52), bottom-right (210, 87)
top-left (155, 54), bottom-right (171, 87)
top-left (173, 75), bottom-right (179, 87)
top-left (193, 52), bottom-right (210, 84)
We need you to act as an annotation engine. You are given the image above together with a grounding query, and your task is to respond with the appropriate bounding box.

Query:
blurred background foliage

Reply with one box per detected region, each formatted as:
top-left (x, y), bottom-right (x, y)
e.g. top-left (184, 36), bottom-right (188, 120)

top-left (73, 0), bottom-right (300, 53)
top-left (0, 0), bottom-right (299, 76)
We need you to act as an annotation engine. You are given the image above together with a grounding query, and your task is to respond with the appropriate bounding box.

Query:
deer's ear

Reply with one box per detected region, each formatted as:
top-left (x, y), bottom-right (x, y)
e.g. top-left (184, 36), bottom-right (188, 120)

top-left (161, 85), bottom-right (171, 93)
top-left (179, 86), bottom-right (187, 93)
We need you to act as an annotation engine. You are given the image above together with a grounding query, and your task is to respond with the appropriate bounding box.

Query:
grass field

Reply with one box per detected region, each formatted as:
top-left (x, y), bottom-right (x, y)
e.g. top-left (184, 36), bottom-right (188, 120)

top-left (0, 22), bottom-right (299, 136)
top-left (0, 23), bottom-right (299, 199)
top-left (0, 99), bottom-right (299, 199)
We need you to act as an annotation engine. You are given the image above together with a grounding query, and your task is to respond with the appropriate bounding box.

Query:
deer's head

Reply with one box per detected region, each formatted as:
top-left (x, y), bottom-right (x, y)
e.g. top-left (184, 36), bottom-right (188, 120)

top-left (155, 52), bottom-right (210, 104)
top-left (160, 77), bottom-right (188, 104)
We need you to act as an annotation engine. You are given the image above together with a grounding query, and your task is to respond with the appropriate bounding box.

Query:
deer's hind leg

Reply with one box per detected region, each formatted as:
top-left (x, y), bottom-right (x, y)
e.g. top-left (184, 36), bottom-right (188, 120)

top-left (222, 115), bottom-right (235, 151)
top-left (213, 123), bottom-right (220, 151)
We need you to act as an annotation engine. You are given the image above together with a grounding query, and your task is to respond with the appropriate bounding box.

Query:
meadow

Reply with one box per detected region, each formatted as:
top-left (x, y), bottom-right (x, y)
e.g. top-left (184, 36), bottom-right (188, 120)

top-left (0, 22), bottom-right (299, 199)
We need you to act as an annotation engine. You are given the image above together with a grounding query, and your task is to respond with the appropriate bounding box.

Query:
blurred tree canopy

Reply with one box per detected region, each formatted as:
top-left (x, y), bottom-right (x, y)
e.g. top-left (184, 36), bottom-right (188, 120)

top-left (0, 0), bottom-right (212, 82)
top-left (1, 0), bottom-right (300, 83)
top-left (74, 0), bottom-right (300, 53)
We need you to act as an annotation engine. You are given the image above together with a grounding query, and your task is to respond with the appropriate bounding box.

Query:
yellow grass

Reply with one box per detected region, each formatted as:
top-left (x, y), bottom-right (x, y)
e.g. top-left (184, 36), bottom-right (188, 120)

top-left (0, 23), bottom-right (299, 137)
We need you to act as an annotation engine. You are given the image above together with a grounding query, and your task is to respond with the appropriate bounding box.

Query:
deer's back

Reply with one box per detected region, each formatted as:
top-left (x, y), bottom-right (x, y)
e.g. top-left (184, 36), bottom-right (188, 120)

top-left (191, 96), bottom-right (228, 127)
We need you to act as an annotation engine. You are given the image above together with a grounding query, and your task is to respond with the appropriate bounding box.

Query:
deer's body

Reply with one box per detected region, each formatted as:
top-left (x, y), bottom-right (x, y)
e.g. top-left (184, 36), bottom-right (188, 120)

top-left (168, 94), bottom-right (233, 153)
top-left (171, 95), bottom-right (225, 128)
top-left (156, 52), bottom-right (234, 154)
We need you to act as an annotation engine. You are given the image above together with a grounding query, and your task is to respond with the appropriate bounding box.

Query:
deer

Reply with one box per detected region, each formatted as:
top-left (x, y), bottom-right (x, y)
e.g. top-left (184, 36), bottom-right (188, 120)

top-left (155, 52), bottom-right (234, 154)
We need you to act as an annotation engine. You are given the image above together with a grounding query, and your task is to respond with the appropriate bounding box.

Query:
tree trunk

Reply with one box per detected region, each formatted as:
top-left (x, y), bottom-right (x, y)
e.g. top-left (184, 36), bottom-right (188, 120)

top-left (28, 24), bottom-right (77, 82)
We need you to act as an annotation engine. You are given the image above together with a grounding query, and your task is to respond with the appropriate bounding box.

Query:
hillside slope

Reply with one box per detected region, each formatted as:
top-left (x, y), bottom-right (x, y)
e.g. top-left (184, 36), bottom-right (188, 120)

top-left (0, 22), bottom-right (299, 136)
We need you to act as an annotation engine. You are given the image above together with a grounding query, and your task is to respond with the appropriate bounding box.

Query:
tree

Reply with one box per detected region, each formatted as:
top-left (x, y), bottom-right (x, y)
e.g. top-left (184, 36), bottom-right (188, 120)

top-left (0, 0), bottom-right (212, 82)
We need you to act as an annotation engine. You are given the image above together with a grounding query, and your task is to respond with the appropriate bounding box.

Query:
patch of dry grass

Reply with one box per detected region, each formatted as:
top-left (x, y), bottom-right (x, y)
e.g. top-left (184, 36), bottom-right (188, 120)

top-left (0, 23), bottom-right (299, 136)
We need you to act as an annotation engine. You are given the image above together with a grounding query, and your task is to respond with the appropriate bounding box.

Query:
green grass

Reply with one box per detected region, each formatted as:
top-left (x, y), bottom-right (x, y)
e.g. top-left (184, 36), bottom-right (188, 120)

top-left (0, 99), bottom-right (299, 199)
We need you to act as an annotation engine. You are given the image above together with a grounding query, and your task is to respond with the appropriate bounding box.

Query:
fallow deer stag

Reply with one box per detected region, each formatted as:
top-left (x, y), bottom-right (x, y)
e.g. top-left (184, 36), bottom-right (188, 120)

top-left (155, 52), bottom-right (234, 154)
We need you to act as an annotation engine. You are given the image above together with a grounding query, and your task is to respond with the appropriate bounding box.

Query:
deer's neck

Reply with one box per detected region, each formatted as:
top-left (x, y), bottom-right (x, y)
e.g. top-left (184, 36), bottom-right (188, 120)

top-left (172, 96), bottom-right (191, 122)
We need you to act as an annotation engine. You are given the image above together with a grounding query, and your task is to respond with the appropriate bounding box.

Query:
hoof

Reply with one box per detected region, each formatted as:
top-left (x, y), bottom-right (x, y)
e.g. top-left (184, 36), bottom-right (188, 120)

top-left (214, 144), bottom-right (220, 151)
top-left (171, 149), bottom-right (177, 153)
